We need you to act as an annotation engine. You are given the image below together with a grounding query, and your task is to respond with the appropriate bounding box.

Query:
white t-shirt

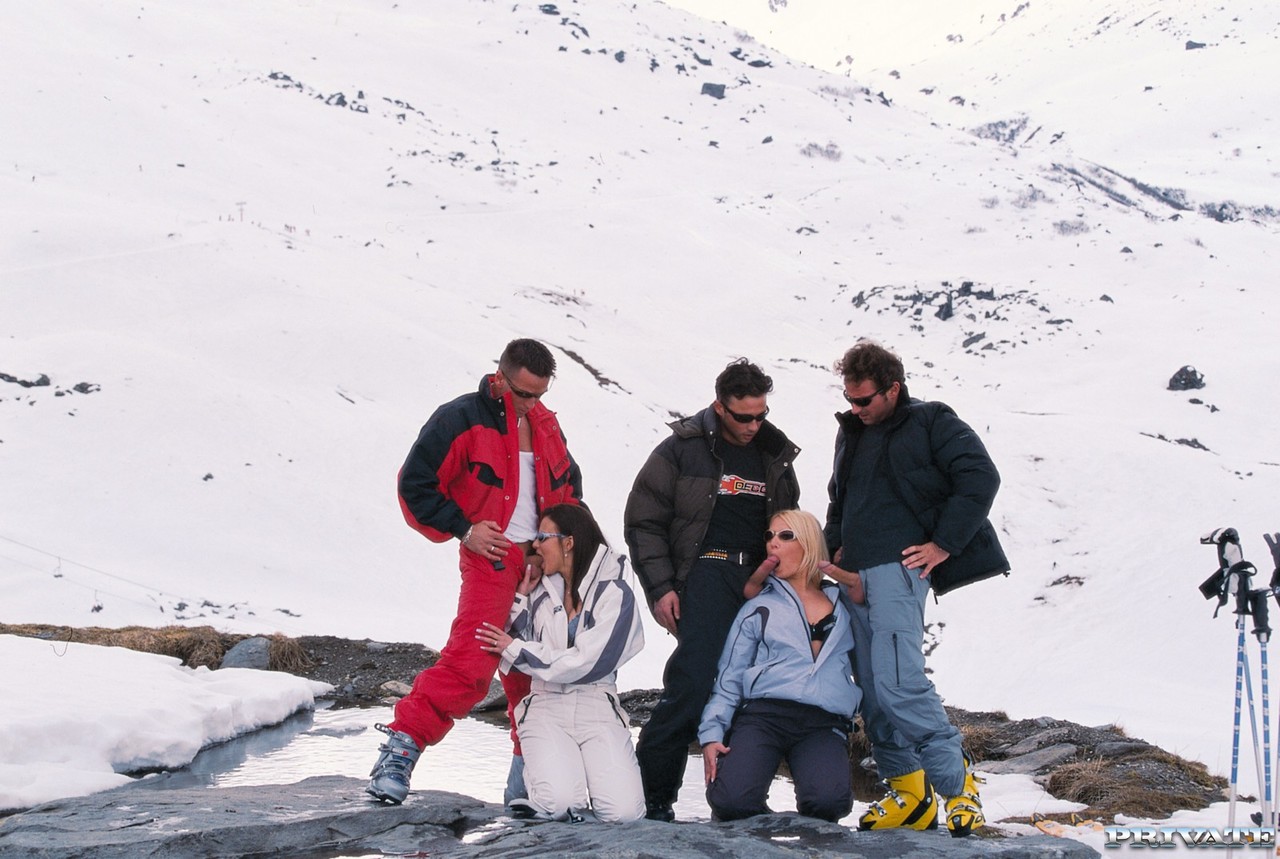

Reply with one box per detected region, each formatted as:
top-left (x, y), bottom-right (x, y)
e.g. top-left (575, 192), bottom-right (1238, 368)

top-left (505, 451), bottom-right (538, 542)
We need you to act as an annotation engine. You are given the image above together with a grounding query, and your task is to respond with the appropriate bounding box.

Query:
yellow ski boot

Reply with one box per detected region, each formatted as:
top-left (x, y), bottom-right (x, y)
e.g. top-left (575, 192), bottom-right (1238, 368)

top-left (944, 759), bottom-right (985, 837)
top-left (858, 768), bottom-right (939, 831)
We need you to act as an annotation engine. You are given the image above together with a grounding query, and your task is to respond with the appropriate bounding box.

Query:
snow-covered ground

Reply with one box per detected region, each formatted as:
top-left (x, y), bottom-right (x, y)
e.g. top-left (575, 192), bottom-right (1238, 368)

top-left (0, 634), bottom-right (329, 810)
top-left (3, 0), bottom-right (1278, 845)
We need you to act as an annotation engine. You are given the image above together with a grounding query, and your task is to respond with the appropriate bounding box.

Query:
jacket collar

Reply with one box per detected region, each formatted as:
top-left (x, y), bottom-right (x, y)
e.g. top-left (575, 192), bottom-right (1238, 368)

top-left (478, 374), bottom-right (554, 429)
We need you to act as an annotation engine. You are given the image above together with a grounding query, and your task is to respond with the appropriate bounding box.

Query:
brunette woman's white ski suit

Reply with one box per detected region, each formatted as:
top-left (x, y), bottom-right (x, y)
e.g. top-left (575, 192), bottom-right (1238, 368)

top-left (500, 546), bottom-right (646, 822)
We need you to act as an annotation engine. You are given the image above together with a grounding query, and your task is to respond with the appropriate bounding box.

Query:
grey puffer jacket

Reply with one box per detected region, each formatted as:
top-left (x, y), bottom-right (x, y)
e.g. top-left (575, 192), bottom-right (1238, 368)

top-left (623, 406), bottom-right (800, 607)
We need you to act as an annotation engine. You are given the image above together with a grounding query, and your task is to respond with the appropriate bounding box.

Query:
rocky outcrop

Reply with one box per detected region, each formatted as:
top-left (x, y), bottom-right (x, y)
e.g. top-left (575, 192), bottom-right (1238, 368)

top-left (0, 776), bottom-right (1097, 858)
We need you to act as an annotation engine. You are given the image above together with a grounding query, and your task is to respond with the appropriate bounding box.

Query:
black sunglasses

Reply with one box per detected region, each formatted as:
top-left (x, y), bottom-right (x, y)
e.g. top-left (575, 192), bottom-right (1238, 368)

top-left (721, 403), bottom-right (769, 424)
top-left (533, 531), bottom-right (565, 541)
top-left (764, 529), bottom-right (798, 542)
top-left (508, 380), bottom-right (545, 400)
top-left (843, 385), bottom-right (888, 408)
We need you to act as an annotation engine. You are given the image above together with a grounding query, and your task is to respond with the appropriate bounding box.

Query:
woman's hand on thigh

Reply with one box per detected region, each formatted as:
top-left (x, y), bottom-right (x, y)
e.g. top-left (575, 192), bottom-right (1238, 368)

top-left (702, 741), bottom-right (729, 784)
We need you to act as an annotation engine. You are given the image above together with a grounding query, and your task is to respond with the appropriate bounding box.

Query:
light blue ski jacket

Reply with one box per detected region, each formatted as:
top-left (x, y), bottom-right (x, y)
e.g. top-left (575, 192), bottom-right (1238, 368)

top-left (698, 576), bottom-right (860, 746)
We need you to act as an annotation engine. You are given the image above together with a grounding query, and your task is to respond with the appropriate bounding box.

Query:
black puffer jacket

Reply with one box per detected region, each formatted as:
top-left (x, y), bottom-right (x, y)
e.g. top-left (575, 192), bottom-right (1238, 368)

top-left (624, 406), bottom-right (801, 607)
top-left (825, 387), bottom-right (1009, 595)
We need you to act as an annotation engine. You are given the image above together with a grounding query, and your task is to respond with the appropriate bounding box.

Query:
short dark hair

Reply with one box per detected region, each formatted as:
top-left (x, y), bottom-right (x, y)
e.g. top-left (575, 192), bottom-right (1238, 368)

top-left (499, 339), bottom-right (556, 379)
top-left (835, 340), bottom-right (905, 390)
top-left (715, 358), bottom-right (773, 402)
top-left (540, 503), bottom-right (606, 611)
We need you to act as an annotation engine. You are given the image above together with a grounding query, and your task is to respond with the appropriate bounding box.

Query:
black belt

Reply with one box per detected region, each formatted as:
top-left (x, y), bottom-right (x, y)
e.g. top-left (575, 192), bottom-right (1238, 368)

top-left (699, 549), bottom-right (759, 566)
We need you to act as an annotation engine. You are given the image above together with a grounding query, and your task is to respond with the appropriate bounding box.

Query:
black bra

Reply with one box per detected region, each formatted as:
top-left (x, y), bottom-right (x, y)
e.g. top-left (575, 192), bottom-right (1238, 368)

top-left (809, 611), bottom-right (836, 643)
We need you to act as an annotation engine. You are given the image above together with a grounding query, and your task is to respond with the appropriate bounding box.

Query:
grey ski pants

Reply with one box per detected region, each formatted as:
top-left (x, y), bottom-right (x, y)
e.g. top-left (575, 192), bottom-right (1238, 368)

top-left (849, 560), bottom-right (965, 797)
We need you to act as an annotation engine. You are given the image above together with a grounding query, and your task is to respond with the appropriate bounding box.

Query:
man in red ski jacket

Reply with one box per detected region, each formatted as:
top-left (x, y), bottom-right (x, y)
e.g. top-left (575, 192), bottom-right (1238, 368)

top-left (366, 338), bottom-right (584, 805)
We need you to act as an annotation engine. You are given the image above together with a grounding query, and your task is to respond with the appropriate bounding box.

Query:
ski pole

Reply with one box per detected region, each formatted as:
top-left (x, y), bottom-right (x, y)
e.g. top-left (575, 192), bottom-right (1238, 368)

top-left (1202, 529), bottom-right (1248, 831)
top-left (1265, 532), bottom-right (1280, 828)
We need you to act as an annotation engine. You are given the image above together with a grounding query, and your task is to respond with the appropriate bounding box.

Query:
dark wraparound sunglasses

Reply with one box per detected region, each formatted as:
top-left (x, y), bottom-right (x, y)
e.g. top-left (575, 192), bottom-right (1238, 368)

top-left (721, 403), bottom-right (769, 424)
top-left (533, 531), bottom-right (565, 541)
top-left (508, 380), bottom-right (545, 400)
top-left (844, 385), bottom-right (888, 408)
top-left (764, 529), bottom-right (798, 542)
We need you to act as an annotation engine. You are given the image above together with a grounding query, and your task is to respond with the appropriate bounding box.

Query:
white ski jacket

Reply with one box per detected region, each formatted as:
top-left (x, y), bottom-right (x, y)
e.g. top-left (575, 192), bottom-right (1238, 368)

top-left (499, 546), bottom-right (646, 692)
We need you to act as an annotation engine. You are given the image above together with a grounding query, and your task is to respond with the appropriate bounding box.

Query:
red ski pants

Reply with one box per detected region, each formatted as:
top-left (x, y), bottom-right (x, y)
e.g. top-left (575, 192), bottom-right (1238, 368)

top-left (389, 543), bottom-right (532, 752)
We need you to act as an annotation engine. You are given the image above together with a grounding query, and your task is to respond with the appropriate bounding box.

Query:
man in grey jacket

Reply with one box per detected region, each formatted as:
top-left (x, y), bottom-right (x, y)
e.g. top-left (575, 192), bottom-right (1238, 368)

top-left (624, 359), bottom-right (801, 821)
top-left (826, 340), bottom-right (1007, 837)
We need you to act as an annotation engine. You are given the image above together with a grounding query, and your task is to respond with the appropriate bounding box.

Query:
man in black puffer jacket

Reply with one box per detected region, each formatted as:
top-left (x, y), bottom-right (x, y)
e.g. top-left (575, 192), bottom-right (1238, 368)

top-left (825, 340), bottom-right (1008, 838)
top-left (624, 358), bottom-right (801, 821)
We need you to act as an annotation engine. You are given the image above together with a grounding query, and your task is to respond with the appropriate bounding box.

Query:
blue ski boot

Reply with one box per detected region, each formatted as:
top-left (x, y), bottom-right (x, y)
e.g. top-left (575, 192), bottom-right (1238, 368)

top-left (366, 723), bottom-right (421, 804)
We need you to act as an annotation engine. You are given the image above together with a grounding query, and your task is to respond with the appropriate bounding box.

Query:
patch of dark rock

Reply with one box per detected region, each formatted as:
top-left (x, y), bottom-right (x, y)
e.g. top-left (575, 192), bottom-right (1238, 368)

top-left (0, 373), bottom-right (51, 388)
top-left (947, 709), bottom-right (1225, 818)
top-left (1140, 432), bottom-right (1211, 451)
top-left (1186, 40), bottom-right (1206, 49)
top-left (550, 345), bottom-right (628, 394)
top-left (0, 776), bottom-right (1097, 858)
top-left (701, 82), bottom-right (726, 99)
top-left (1168, 365), bottom-right (1205, 390)
top-left (219, 636), bottom-right (272, 669)
top-left (295, 635), bottom-right (441, 708)
top-left (1049, 575), bottom-right (1085, 587)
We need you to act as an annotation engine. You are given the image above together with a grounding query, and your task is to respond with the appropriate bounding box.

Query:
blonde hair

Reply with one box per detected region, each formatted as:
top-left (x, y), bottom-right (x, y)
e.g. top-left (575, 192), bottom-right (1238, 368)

top-left (769, 509), bottom-right (829, 588)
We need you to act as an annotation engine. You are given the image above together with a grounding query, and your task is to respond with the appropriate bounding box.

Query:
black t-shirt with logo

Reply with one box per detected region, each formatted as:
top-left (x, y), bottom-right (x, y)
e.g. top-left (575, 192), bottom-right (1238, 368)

top-left (702, 437), bottom-right (768, 554)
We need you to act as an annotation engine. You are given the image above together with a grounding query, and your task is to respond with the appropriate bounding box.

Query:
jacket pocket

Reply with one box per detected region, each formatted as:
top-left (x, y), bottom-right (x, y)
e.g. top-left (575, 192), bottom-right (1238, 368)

top-left (547, 452), bottom-right (572, 489)
top-left (467, 457), bottom-right (504, 488)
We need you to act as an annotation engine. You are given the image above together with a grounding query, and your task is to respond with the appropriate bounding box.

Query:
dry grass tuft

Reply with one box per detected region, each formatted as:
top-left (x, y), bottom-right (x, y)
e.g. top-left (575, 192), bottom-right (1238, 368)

top-left (1048, 749), bottom-right (1226, 818)
top-left (268, 633), bottom-right (314, 673)
top-left (958, 724), bottom-right (1002, 763)
top-left (0, 624), bottom-right (313, 672)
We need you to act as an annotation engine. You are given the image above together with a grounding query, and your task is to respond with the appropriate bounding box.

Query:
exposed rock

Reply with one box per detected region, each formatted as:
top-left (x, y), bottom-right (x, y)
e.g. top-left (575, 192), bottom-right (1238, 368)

top-left (0, 776), bottom-right (1098, 859)
top-left (1168, 365), bottom-right (1205, 390)
top-left (218, 636), bottom-right (271, 669)
top-left (979, 743), bottom-right (1080, 775)
top-left (701, 82), bottom-right (726, 99)
top-left (1003, 727), bottom-right (1070, 757)
top-left (1094, 741), bottom-right (1152, 758)
top-left (472, 677), bottom-right (508, 711)
top-left (378, 679), bottom-right (413, 697)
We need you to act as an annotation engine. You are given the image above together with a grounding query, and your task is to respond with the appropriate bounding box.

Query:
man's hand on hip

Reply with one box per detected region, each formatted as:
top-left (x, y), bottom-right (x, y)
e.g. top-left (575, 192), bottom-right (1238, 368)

top-left (463, 520), bottom-right (511, 565)
top-left (902, 541), bottom-right (950, 577)
top-left (653, 591), bottom-right (680, 635)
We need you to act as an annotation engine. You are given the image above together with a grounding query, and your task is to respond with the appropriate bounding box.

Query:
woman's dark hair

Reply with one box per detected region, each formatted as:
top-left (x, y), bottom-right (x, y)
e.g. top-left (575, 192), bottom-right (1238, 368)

top-left (541, 503), bottom-right (606, 609)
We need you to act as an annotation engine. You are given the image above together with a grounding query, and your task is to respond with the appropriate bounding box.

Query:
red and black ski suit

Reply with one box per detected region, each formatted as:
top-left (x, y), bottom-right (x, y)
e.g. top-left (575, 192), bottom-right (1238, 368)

top-left (390, 375), bottom-right (584, 752)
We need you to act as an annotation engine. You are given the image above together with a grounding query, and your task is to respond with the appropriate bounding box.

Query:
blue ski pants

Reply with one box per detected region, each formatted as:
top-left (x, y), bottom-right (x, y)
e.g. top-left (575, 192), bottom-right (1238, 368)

top-left (849, 560), bottom-right (965, 797)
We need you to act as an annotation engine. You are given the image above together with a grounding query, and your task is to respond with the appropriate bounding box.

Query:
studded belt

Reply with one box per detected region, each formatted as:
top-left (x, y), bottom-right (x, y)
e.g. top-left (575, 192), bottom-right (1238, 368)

top-left (699, 549), bottom-right (759, 566)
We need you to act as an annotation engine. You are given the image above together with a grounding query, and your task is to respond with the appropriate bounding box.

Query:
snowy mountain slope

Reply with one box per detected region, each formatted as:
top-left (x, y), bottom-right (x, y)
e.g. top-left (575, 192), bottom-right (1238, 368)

top-left (670, 0), bottom-right (1279, 214)
top-left (3, 0), bottom-right (1278, 785)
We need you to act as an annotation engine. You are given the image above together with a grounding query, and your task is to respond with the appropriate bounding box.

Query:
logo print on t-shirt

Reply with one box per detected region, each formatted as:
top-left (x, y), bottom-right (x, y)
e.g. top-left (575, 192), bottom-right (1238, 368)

top-left (719, 474), bottom-right (766, 496)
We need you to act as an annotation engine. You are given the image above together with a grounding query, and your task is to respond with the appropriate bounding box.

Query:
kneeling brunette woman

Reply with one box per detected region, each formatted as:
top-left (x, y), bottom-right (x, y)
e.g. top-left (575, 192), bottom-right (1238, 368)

top-left (697, 508), bottom-right (861, 822)
top-left (478, 503), bottom-right (646, 822)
